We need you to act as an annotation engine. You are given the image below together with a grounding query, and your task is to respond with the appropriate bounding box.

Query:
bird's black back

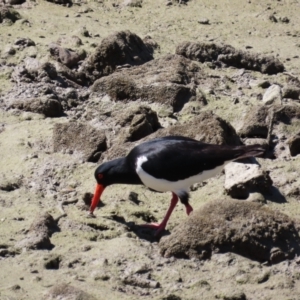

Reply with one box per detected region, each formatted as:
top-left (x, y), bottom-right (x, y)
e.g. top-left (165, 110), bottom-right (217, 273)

top-left (127, 136), bottom-right (263, 182)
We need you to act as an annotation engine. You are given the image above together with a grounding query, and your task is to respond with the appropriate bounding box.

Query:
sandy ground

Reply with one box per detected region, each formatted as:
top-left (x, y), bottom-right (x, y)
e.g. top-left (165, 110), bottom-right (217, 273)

top-left (1, 0), bottom-right (300, 299)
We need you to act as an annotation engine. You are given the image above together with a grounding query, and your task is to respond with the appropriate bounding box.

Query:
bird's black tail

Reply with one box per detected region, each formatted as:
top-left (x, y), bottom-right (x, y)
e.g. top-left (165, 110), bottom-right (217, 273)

top-left (234, 144), bottom-right (266, 160)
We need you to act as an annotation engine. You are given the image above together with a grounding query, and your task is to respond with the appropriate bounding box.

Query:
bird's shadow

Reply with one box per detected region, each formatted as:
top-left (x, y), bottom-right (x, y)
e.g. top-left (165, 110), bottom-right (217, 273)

top-left (103, 214), bottom-right (170, 242)
top-left (265, 186), bottom-right (287, 203)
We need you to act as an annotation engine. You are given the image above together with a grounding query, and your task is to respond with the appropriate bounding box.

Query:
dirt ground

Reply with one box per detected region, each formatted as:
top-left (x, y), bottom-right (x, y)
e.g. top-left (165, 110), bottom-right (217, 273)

top-left (1, 0), bottom-right (300, 299)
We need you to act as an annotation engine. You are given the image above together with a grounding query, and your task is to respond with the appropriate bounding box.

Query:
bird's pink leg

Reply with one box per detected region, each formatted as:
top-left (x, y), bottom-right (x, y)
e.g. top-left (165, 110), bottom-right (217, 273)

top-left (186, 203), bottom-right (193, 215)
top-left (141, 192), bottom-right (178, 235)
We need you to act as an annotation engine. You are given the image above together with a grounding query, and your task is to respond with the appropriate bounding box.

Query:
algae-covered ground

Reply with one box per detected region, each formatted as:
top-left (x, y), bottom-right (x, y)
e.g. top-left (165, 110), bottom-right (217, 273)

top-left (1, 0), bottom-right (300, 299)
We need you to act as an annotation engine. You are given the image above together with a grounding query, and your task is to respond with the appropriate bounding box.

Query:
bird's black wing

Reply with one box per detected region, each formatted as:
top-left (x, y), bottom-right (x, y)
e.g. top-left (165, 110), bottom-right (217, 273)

top-left (128, 137), bottom-right (245, 182)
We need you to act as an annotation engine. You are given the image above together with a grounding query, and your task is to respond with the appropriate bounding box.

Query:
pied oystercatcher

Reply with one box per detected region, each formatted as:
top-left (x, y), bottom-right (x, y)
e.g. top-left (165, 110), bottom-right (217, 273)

top-left (89, 136), bottom-right (265, 235)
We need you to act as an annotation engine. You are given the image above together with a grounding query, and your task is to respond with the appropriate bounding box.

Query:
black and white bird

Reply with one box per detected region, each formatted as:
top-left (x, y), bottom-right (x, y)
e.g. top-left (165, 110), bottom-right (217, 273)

top-left (89, 136), bottom-right (265, 235)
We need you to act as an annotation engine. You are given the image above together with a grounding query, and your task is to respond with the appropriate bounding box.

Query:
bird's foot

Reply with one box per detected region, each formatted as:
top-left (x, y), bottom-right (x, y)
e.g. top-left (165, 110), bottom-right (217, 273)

top-left (87, 211), bottom-right (96, 218)
top-left (140, 222), bottom-right (166, 236)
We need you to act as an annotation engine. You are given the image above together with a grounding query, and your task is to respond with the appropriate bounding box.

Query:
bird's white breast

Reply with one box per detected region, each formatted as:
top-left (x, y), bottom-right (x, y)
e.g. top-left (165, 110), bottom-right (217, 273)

top-left (135, 155), bottom-right (227, 194)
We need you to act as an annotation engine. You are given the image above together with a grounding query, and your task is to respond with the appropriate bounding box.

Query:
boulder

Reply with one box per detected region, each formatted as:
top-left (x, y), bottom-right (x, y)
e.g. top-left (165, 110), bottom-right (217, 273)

top-left (122, 0), bottom-right (143, 7)
top-left (0, 6), bottom-right (21, 24)
top-left (224, 160), bottom-right (273, 199)
top-left (262, 84), bottom-right (282, 105)
top-left (176, 41), bottom-right (284, 74)
top-left (115, 105), bottom-right (161, 142)
top-left (80, 30), bottom-right (153, 84)
top-left (14, 38), bottom-right (35, 49)
top-left (49, 43), bottom-right (83, 68)
top-left (282, 85), bottom-right (300, 100)
top-left (12, 59), bottom-right (58, 84)
top-left (53, 122), bottom-right (107, 162)
top-left (159, 199), bottom-right (300, 264)
top-left (9, 97), bottom-right (63, 117)
top-left (147, 111), bottom-right (241, 146)
top-left (56, 35), bottom-right (83, 47)
top-left (43, 284), bottom-right (96, 300)
top-left (143, 35), bottom-right (160, 55)
top-left (45, 0), bottom-right (72, 6)
top-left (15, 213), bottom-right (58, 250)
top-left (101, 111), bottom-right (240, 162)
top-left (0, 175), bottom-right (21, 191)
top-left (288, 133), bottom-right (300, 156)
top-left (239, 104), bottom-right (300, 139)
top-left (92, 54), bottom-right (202, 112)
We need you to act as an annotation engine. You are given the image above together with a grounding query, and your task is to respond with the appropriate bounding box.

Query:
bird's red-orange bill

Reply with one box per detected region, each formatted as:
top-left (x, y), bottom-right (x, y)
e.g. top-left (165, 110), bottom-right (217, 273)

top-left (89, 184), bottom-right (105, 214)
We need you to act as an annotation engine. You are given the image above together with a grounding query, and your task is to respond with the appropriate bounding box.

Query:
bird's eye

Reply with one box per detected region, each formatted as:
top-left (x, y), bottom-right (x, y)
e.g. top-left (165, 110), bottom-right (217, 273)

top-left (98, 174), bottom-right (104, 179)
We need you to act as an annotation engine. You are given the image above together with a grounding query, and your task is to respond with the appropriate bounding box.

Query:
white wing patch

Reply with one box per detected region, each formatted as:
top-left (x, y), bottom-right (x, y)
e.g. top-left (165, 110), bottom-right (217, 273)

top-left (135, 155), bottom-right (228, 194)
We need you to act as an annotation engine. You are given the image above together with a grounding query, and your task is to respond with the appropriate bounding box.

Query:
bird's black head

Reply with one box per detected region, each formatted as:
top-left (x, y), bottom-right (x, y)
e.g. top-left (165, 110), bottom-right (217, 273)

top-left (90, 158), bottom-right (126, 215)
top-left (94, 158), bottom-right (125, 187)
top-left (89, 157), bottom-right (142, 215)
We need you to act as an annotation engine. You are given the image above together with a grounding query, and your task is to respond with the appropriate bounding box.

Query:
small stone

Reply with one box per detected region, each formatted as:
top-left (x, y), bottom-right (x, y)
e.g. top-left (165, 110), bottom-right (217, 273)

top-left (280, 16), bottom-right (290, 23)
top-left (269, 14), bottom-right (278, 23)
top-left (256, 270), bottom-right (270, 284)
top-left (223, 291), bottom-right (247, 300)
top-left (224, 160), bottom-right (272, 199)
top-left (198, 18), bottom-right (209, 25)
top-left (262, 84), bottom-right (282, 105)
top-left (4, 46), bottom-right (16, 56)
top-left (288, 133), bottom-right (300, 156)
top-left (81, 245), bottom-right (92, 252)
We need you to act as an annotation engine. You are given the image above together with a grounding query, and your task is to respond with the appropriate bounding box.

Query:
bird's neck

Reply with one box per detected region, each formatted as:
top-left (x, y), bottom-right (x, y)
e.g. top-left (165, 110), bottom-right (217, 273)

top-left (111, 157), bottom-right (142, 185)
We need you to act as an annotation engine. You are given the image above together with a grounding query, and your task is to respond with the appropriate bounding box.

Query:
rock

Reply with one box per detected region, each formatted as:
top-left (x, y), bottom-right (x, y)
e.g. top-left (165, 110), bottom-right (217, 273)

top-left (143, 35), bottom-right (160, 55)
top-left (115, 105), bottom-right (161, 142)
top-left (262, 84), bottom-right (282, 105)
top-left (148, 111), bottom-right (241, 145)
top-left (15, 213), bottom-right (58, 250)
top-left (12, 59), bottom-right (58, 83)
top-left (52, 122), bottom-right (107, 162)
top-left (238, 106), bottom-right (269, 138)
top-left (159, 199), bottom-right (300, 263)
top-left (9, 97), bottom-right (63, 117)
top-left (14, 38), bottom-right (35, 49)
top-left (288, 133), bottom-right (300, 156)
top-left (239, 104), bottom-right (300, 139)
top-left (44, 254), bottom-right (62, 269)
top-left (42, 284), bottom-right (96, 300)
top-left (0, 6), bottom-right (21, 24)
top-left (161, 296), bottom-right (181, 300)
top-left (121, 275), bottom-right (160, 288)
top-left (79, 30), bottom-right (153, 85)
top-left (257, 80), bottom-right (271, 89)
top-left (0, 175), bottom-right (21, 191)
top-left (224, 159), bottom-right (272, 199)
top-left (45, 0), bottom-right (71, 6)
top-left (101, 143), bottom-right (131, 162)
top-left (282, 85), bottom-right (300, 100)
top-left (122, 0), bottom-right (142, 7)
top-left (280, 16), bottom-right (290, 23)
top-left (223, 291), bottom-right (247, 300)
top-left (269, 14), bottom-right (278, 23)
top-left (102, 111), bottom-right (240, 162)
top-left (92, 54), bottom-right (201, 112)
top-left (56, 35), bottom-right (83, 47)
top-left (52, 60), bottom-right (83, 85)
top-left (176, 41), bottom-right (284, 74)
top-left (273, 104), bottom-right (300, 123)
top-left (198, 18), bottom-right (209, 25)
top-left (4, 45), bottom-right (16, 56)
top-left (49, 43), bottom-right (83, 68)
top-left (243, 138), bottom-right (269, 150)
